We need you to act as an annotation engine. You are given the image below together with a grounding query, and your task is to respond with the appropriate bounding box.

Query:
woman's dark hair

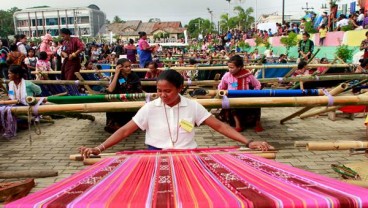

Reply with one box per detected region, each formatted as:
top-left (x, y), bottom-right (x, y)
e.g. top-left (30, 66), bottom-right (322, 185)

top-left (157, 70), bottom-right (184, 88)
top-left (39, 51), bottom-right (48, 60)
top-left (9, 65), bottom-right (25, 78)
top-left (96, 64), bottom-right (102, 70)
top-left (298, 61), bottom-right (308, 69)
top-left (129, 39), bottom-right (134, 44)
top-left (320, 58), bottom-right (327, 63)
top-left (228, 55), bottom-right (244, 68)
top-left (116, 58), bottom-right (130, 65)
top-left (14, 34), bottom-right (26, 42)
top-left (148, 61), bottom-right (158, 69)
top-left (189, 58), bottom-right (197, 65)
top-left (359, 59), bottom-right (368, 67)
top-left (1, 39), bottom-right (9, 48)
top-left (60, 28), bottom-right (72, 35)
top-left (302, 32), bottom-right (310, 38)
top-left (138, 31), bottom-right (147, 38)
top-left (9, 44), bottom-right (18, 52)
top-left (365, 31), bottom-right (368, 36)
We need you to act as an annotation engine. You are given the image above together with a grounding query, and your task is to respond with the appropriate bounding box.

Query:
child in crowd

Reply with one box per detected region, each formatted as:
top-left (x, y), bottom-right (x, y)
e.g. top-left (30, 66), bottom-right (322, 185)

top-left (217, 55), bottom-right (263, 132)
top-left (293, 61), bottom-right (309, 76)
top-left (319, 24), bottom-right (327, 46)
top-left (24, 48), bottom-right (38, 79)
top-left (35, 51), bottom-right (52, 80)
top-left (316, 58), bottom-right (329, 74)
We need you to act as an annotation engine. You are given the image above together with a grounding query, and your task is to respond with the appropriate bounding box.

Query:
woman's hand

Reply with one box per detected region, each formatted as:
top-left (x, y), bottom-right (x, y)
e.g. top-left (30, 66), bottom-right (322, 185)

top-left (248, 141), bottom-right (274, 151)
top-left (79, 146), bottom-right (101, 158)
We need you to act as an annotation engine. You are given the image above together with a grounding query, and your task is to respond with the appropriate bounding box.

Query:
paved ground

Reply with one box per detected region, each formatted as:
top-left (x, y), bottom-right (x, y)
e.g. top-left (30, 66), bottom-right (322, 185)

top-left (0, 107), bottom-right (367, 201)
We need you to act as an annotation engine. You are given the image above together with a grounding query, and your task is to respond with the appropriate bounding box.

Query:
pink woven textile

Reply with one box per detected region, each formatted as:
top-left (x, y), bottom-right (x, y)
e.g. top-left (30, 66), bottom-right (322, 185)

top-left (6, 148), bottom-right (368, 208)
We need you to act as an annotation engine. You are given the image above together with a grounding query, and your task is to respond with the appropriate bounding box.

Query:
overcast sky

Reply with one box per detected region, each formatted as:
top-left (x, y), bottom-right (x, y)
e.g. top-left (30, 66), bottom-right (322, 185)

top-left (2, 0), bottom-right (328, 24)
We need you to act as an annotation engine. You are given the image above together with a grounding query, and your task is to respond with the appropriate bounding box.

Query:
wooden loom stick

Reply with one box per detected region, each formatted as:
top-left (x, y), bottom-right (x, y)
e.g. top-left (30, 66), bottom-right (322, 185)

top-left (306, 141), bottom-right (368, 151)
top-left (0, 170), bottom-right (58, 179)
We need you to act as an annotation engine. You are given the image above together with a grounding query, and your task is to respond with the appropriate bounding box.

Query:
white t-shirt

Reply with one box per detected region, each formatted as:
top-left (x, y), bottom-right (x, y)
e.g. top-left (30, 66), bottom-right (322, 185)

top-left (358, 13), bottom-right (365, 22)
top-left (132, 95), bottom-right (211, 149)
top-left (336, 19), bottom-right (349, 28)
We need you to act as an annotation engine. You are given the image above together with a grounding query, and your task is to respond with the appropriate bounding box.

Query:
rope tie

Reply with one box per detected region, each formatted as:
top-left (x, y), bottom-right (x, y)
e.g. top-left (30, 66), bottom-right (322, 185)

top-left (187, 78), bottom-right (192, 86)
top-left (1, 106), bottom-right (17, 139)
top-left (74, 80), bottom-right (80, 86)
top-left (222, 95), bottom-right (230, 109)
top-left (28, 98), bottom-right (45, 144)
top-left (322, 89), bottom-right (334, 107)
top-left (314, 75), bottom-right (320, 81)
top-left (277, 77), bottom-right (283, 83)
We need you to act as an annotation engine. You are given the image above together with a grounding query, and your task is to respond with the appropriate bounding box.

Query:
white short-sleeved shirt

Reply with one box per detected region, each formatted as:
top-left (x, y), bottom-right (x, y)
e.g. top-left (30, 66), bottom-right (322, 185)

top-left (132, 95), bottom-right (211, 149)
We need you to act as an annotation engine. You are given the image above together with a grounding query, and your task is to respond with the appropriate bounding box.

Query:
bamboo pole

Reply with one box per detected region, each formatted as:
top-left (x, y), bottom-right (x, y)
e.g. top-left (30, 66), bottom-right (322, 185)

top-left (279, 83), bottom-right (347, 124)
top-left (82, 151), bottom-right (277, 165)
top-left (300, 92), bottom-right (368, 119)
top-left (9, 95), bottom-right (368, 115)
top-left (7, 74), bottom-right (368, 87)
top-left (306, 141), bottom-right (368, 151)
top-left (294, 141), bottom-right (309, 147)
top-left (30, 64), bottom-right (352, 75)
top-left (0, 170), bottom-right (58, 179)
top-left (0, 100), bottom-right (19, 105)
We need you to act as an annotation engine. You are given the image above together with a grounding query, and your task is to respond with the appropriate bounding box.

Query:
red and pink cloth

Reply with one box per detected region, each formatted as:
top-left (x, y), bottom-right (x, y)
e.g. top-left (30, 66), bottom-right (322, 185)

top-left (6, 148), bottom-right (368, 208)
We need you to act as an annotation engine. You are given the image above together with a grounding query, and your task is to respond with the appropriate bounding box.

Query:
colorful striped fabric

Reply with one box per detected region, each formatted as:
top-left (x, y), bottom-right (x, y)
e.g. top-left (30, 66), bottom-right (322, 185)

top-left (6, 149), bottom-right (368, 208)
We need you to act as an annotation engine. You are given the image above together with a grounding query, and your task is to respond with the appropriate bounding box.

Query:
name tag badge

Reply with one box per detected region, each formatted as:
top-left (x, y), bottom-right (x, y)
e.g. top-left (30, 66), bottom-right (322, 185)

top-left (8, 90), bottom-right (14, 95)
top-left (180, 119), bottom-right (194, 133)
top-left (119, 78), bottom-right (126, 85)
top-left (231, 82), bottom-right (238, 88)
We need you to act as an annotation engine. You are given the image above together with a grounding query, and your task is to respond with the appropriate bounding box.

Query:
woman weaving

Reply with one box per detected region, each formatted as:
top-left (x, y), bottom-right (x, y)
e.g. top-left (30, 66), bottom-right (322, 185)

top-left (80, 70), bottom-right (272, 157)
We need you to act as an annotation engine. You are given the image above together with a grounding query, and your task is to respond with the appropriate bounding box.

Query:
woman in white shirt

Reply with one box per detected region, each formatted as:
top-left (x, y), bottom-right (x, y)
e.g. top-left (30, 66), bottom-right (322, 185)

top-left (80, 70), bottom-right (273, 157)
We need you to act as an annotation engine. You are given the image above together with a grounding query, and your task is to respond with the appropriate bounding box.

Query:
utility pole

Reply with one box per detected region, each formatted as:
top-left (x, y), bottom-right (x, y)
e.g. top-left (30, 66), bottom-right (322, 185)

top-left (207, 8), bottom-right (213, 33)
top-left (226, 0), bottom-right (231, 31)
top-left (302, 2), bottom-right (314, 14)
top-left (282, 0), bottom-right (285, 24)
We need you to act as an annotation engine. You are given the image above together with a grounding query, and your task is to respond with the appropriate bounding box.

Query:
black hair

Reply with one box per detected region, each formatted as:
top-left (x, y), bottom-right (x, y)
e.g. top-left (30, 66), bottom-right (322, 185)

top-left (129, 39), bottom-right (134, 44)
top-left (96, 65), bottom-right (102, 70)
top-left (302, 32), bottom-right (310, 38)
top-left (60, 28), bottom-right (72, 35)
top-left (9, 44), bottom-right (18, 52)
top-left (116, 58), bottom-right (130, 65)
top-left (138, 31), bottom-right (147, 38)
top-left (148, 61), bottom-right (158, 69)
top-left (189, 58), bottom-right (197, 65)
top-left (39, 51), bottom-right (48, 60)
top-left (298, 61), bottom-right (308, 69)
top-left (359, 59), bottom-right (368, 67)
top-left (228, 55), bottom-right (244, 68)
top-left (320, 58), bottom-right (327, 63)
top-left (9, 65), bottom-right (25, 78)
top-left (366, 31), bottom-right (368, 36)
top-left (157, 70), bottom-right (184, 88)
top-left (28, 48), bottom-right (35, 54)
top-left (1, 39), bottom-right (9, 48)
top-left (14, 34), bottom-right (26, 42)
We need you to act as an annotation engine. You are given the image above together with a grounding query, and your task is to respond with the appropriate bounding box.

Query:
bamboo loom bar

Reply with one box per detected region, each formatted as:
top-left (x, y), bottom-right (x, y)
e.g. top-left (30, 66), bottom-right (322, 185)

top-left (28, 93), bottom-right (159, 104)
top-left (279, 83), bottom-right (347, 124)
top-left (5, 74), bottom-right (368, 87)
top-left (30, 64), bottom-right (351, 74)
top-left (306, 141), bottom-right (368, 151)
top-left (0, 100), bottom-right (20, 105)
top-left (9, 95), bottom-right (368, 115)
top-left (300, 92), bottom-right (368, 119)
top-left (82, 152), bottom-right (277, 165)
top-left (343, 180), bottom-right (368, 188)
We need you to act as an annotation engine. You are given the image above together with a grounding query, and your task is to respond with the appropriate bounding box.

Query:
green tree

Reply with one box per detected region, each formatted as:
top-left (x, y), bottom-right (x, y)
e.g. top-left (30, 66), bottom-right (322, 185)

top-left (233, 6), bottom-right (254, 30)
top-left (280, 32), bottom-right (298, 55)
top-left (219, 13), bottom-right (238, 33)
top-left (186, 17), bottom-right (214, 39)
top-left (112, 16), bottom-right (124, 23)
top-left (0, 7), bottom-right (21, 38)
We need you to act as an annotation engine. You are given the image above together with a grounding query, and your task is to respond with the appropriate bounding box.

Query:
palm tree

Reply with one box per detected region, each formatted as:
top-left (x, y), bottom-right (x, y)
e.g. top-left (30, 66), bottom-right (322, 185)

top-left (233, 6), bottom-right (254, 30)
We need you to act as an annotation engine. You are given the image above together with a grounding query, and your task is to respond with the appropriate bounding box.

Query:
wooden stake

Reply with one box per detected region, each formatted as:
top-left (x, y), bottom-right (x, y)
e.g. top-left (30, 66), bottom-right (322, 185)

top-left (306, 141), bottom-right (368, 151)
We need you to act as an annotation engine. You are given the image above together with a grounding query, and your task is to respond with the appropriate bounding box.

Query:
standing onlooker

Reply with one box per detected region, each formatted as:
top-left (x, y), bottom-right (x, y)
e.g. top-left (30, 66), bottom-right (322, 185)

top-left (298, 32), bottom-right (314, 61)
top-left (319, 24), bottom-right (328, 46)
top-left (24, 48), bottom-right (38, 79)
top-left (138, 32), bottom-right (155, 68)
top-left (39, 34), bottom-right (54, 62)
top-left (0, 39), bottom-right (10, 79)
top-left (60, 28), bottom-right (84, 80)
top-left (124, 39), bottom-right (137, 63)
top-left (14, 34), bottom-right (28, 56)
top-left (357, 9), bottom-right (365, 26)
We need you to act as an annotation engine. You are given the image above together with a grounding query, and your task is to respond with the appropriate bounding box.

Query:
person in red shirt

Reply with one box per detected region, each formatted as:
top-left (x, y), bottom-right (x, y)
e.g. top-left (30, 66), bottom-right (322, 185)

top-left (145, 61), bottom-right (161, 79)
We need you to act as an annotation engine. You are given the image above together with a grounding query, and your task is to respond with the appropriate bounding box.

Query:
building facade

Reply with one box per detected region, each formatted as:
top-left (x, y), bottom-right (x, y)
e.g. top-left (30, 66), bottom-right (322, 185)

top-left (13, 4), bottom-right (106, 37)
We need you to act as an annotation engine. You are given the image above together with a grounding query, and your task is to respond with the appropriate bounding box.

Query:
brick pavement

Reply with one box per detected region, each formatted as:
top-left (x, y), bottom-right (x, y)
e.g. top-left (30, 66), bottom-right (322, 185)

top-left (0, 107), bottom-right (367, 198)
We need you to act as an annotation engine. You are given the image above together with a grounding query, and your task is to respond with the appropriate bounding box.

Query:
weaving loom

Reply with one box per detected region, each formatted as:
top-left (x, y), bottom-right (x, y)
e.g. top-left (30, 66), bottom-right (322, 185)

top-left (6, 148), bottom-right (368, 208)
